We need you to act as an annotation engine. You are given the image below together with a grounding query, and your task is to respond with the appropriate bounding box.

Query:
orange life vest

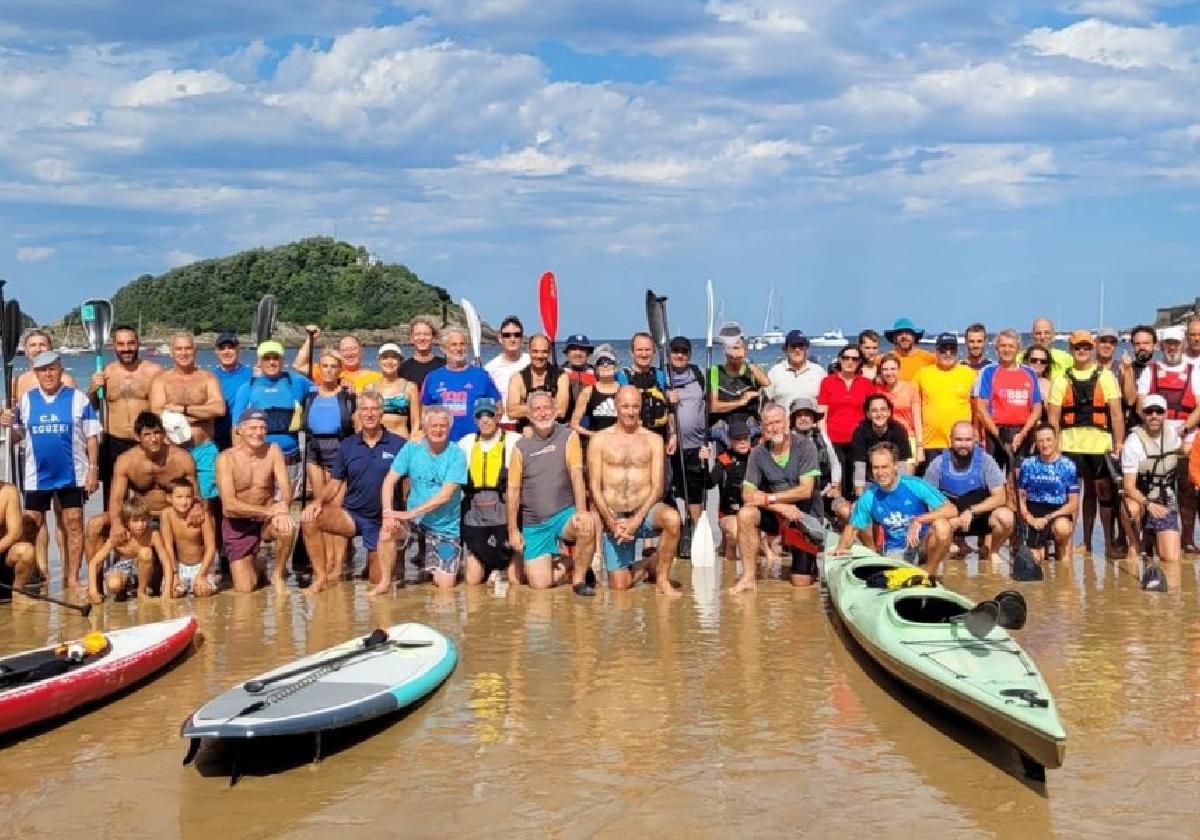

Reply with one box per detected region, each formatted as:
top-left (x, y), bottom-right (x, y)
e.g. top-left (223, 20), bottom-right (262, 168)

top-left (1059, 369), bottom-right (1110, 430)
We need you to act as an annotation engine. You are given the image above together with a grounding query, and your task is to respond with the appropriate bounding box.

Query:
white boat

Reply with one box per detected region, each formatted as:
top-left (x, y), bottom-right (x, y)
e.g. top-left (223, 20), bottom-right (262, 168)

top-left (920, 329), bottom-right (964, 346)
top-left (749, 287), bottom-right (786, 350)
top-left (810, 328), bottom-right (849, 348)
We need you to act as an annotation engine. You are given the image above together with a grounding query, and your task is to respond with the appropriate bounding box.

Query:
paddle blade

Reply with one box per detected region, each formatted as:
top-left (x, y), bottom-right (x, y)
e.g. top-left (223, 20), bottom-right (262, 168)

top-left (690, 516), bottom-right (717, 568)
top-left (963, 600), bottom-right (1000, 640)
top-left (537, 272), bottom-right (558, 342)
top-left (706, 278), bottom-right (715, 349)
top-left (994, 589), bottom-right (1028, 630)
top-left (3, 299), bottom-right (21, 362)
top-left (1141, 560), bottom-right (1168, 592)
top-left (645, 290), bottom-right (667, 347)
top-left (461, 297), bottom-right (482, 364)
top-left (79, 298), bottom-right (113, 353)
top-left (1011, 543), bottom-right (1043, 581)
top-left (253, 294), bottom-right (277, 345)
top-left (691, 563), bottom-right (720, 630)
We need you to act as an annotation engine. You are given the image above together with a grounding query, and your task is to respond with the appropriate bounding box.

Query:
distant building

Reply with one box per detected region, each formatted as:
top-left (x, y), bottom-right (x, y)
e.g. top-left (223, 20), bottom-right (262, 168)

top-left (1156, 299), bottom-right (1200, 327)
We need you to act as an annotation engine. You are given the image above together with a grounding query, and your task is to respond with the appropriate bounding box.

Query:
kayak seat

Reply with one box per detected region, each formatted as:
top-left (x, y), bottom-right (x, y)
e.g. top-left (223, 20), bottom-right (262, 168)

top-left (892, 595), bottom-right (967, 624)
top-left (851, 563), bottom-right (901, 581)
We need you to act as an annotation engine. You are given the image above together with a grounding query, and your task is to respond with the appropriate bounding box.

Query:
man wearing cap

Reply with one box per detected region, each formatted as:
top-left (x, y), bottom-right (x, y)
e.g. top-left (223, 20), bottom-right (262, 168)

top-left (765, 330), bottom-right (826, 413)
top-left (1, 351), bottom-right (101, 588)
top-left (1047, 330), bottom-right (1125, 558)
top-left (1021, 317), bottom-right (1072, 380)
top-left (300, 391), bottom-right (406, 591)
top-left (87, 324), bottom-right (164, 506)
top-left (230, 340), bottom-right (314, 492)
top-left (215, 408), bottom-right (297, 593)
top-left (457, 396), bottom-right (517, 585)
top-left (212, 330), bottom-right (252, 451)
top-left (664, 336), bottom-right (711, 553)
top-left (913, 332), bottom-right (977, 473)
top-left (422, 327), bottom-right (503, 443)
top-left (484, 316), bottom-right (530, 431)
top-left (561, 334), bottom-right (597, 421)
top-left (150, 332), bottom-right (226, 507)
top-left (1121, 394), bottom-right (1186, 569)
top-left (293, 328), bottom-right (382, 394)
top-left (708, 323), bottom-right (769, 443)
top-left (883, 318), bottom-right (935, 382)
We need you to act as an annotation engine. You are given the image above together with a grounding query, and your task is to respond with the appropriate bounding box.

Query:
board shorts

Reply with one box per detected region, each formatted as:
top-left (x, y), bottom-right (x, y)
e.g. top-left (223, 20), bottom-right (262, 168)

top-left (603, 503), bottom-right (665, 571)
top-left (522, 505), bottom-right (576, 562)
top-left (186, 440), bottom-right (220, 500)
top-left (1145, 506), bottom-right (1181, 534)
top-left (222, 516), bottom-right (264, 562)
top-left (763, 511), bottom-right (821, 576)
top-left (1024, 501), bottom-right (1062, 549)
top-left (347, 509), bottom-right (382, 551)
top-left (403, 525), bottom-right (462, 578)
top-left (307, 434), bottom-right (343, 469)
top-left (100, 435), bottom-right (138, 487)
top-left (990, 425), bottom-right (1031, 474)
top-left (105, 556), bottom-right (138, 588)
top-left (176, 560), bottom-right (221, 594)
top-left (462, 524), bottom-right (510, 574)
top-left (25, 486), bottom-right (85, 513)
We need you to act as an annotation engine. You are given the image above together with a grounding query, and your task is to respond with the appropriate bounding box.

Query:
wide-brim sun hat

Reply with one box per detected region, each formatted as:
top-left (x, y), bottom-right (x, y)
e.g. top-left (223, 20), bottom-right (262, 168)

top-left (883, 317), bottom-right (925, 344)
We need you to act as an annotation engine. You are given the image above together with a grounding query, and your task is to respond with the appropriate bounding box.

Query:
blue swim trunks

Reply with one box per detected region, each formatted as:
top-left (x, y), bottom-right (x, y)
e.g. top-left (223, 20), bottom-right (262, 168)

top-left (348, 510), bottom-right (382, 551)
top-left (603, 503), bottom-right (665, 571)
top-left (522, 506), bottom-right (576, 563)
top-left (189, 440), bottom-right (220, 500)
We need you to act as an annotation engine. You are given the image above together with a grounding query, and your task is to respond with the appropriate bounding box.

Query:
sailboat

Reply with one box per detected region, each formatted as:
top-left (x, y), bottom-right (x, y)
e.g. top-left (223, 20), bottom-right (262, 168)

top-left (59, 312), bottom-right (87, 355)
top-left (749, 288), bottom-right (786, 350)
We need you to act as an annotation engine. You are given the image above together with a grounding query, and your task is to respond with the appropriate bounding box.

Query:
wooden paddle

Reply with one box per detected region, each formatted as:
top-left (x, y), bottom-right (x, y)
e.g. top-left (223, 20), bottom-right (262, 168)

top-left (461, 298), bottom-right (482, 366)
top-left (538, 271), bottom-right (558, 357)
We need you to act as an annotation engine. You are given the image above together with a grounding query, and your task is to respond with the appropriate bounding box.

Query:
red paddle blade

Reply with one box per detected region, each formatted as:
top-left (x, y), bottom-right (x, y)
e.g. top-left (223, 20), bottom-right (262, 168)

top-left (538, 271), bottom-right (558, 341)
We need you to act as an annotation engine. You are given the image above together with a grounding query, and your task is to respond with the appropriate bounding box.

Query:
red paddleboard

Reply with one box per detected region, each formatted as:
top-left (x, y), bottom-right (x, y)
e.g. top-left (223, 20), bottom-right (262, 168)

top-left (538, 271), bottom-right (558, 342)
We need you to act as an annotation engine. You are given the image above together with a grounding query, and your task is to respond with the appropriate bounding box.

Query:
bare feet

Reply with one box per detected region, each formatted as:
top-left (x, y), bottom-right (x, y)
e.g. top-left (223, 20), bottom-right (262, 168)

top-left (303, 575), bottom-right (327, 595)
top-left (269, 573), bottom-right (287, 596)
top-left (658, 580), bottom-right (682, 599)
top-left (729, 575), bottom-right (757, 594)
top-left (366, 580), bottom-right (393, 597)
top-left (1074, 542), bottom-right (1090, 556)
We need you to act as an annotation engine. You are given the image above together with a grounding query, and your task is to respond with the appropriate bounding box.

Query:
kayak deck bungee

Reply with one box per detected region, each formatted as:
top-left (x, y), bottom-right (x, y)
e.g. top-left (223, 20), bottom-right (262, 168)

top-left (823, 537), bottom-right (1066, 777)
top-left (0, 616), bottom-right (197, 736)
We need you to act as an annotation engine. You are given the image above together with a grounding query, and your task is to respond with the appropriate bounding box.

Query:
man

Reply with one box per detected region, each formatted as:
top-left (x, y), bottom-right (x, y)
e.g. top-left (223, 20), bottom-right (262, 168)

top-left (922, 421), bottom-right (1013, 561)
top-left (664, 336), bottom-right (709, 554)
top-left (1021, 317), bottom-right (1072, 380)
top-left (1122, 325), bottom-right (1157, 420)
top-left (398, 315), bottom-right (445, 389)
top-left (913, 332), bottom-right (977, 471)
top-left (618, 332), bottom-right (677, 453)
top-left (1186, 316), bottom-right (1200, 365)
top-left (506, 334), bottom-right (570, 426)
top-left (507, 392), bottom-right (596, 593)
top-left (1047, 330), bottom-right (1125, 558)
top-left (421, 327), bottom-right (502, 443)
top-left (832, 442), bottom-right (956, 568)
top-left (1120, 394), bottom-right (1184, 568)
top-left (1017, 423), bottom-right (1080, 564)
top-left (300, 391), bottom-right (406, 592)
top-left (458, 397), bottom-right (518, 586)
top-left (561, 334), bottom-right (597, 421)
top-left (707, 325), bottom-right (768, 444)
top-left (15, 329), bottom-right (77, 394)
top-left (587, 386), bottom-right (682, 598)
top-left (483, 316), bottom-right (529, 431)
top-left (376, 406), bottom-right (468, 592)
top-left (0, 476), bottom-right (34, 596)
top-left (230, 340), bottom-right (313, 493)
top-left (212, 331), bottom-right (252, 451)
top-left (1096, 327), bottom-right (1121, 378)
top-left (962, 323), bottom-right (991, 371)
top-left (972, 328), bottom-right (1043, 475)
top-left (730, 402), bottom-right (823, 591)
top-left (88, 324), bottom-right (163, 505)
top-left (2, 351), bottom-right (100, 588)
top-left (882, 317), bottom-right (934, 381)
top-left (712, 417), bottom-right (753, 567)
top-left (765, 330), bottom-right (825, 412)
top-left (215, 408), bottom-right (297, 593)
top-left (150, 332), bottom-right (226, 507)
top-left (293, 328), bottom-right (382, 393)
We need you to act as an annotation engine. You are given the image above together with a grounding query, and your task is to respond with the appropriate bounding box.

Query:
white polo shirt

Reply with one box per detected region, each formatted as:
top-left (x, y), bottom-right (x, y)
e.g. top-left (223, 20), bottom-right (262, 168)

top-left (765, 360), bottom-right (826, 411)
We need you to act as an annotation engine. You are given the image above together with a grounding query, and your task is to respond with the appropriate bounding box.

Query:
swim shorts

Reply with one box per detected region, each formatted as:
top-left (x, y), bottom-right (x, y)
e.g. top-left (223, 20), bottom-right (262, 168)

top-left (522, 506), bottom-right (576, 562)
top-left (24, 486), bottom-right (85, 513)
top-left (222, 517), bottom-right (263, 562)
top-left (603, 503), bottom-right (665, 571)
top-left (176, 560), bottom-right (221, 594)
top-left (100, 436), bottom-right (138, 487)
top-left (348, 509), bottom-right (383, 551)
top-left (403, 526), bottom-right (462, 578)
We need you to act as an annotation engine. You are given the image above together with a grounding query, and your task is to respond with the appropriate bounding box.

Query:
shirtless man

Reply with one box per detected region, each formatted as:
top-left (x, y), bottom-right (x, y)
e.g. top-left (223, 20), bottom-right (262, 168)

top-left (84, 411), bottom-right (202, 561)
top-left (587, 386), bottom-right (682, 598)
top-left (215, 408), bottom-right (296, 593)
top-left (88, 325), bottom-right (163, 505)
top-left (0, 479), bottom-right (35, 595)
top-left (150, 332), bottom-right (226, 506)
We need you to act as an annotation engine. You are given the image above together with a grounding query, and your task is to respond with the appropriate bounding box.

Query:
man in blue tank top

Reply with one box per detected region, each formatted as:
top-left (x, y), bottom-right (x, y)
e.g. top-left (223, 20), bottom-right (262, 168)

top-left (922, 421), bottom-right (1013, 562)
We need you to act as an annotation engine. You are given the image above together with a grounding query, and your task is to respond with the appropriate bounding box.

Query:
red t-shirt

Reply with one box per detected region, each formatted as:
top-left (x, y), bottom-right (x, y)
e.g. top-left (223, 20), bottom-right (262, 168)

top-left (974, 363), bottom-right (1041, 427)
top-left (818, 374), bottom-right (875, 444)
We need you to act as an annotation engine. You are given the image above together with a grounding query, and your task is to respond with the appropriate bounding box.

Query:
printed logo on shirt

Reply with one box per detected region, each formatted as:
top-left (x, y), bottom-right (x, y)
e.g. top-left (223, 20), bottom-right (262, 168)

top-left (526, 443), bottom-right (559, 461)
top-left (432, 386), bottom-right (469, 416)
top-left (997, 386), bottom-right (1031, 406)
top-left (31, 412), bottom-right (68, 435)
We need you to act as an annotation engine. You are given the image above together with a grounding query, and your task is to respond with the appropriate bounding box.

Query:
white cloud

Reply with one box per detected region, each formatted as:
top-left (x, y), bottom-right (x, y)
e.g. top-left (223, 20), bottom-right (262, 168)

top-left (17, 246), bottom-right (54, 262)
top-left (1023, 19), bottom-right (1198, 70)
top-left (705, 1), bottom-right (811, 34)
top-left (32, 158), bottom-right (76, 182)
top-left (166, 249), bottom-right (200, 267)
top-left (1060, 1), bottom-right (1165, 22)
top-left (111, 68), bottom-right (238, 107)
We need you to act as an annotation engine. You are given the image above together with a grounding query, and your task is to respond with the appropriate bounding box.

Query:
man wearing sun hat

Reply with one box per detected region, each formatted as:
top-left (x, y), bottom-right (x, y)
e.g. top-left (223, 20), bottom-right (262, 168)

top-left (883, 317), bottom-right (935, 382)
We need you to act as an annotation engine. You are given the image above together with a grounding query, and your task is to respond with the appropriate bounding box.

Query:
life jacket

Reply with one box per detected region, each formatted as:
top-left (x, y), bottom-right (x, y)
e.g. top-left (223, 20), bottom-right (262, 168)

top-left (301, 389), bottom-right (356, 438)
top-left (616, 367), bottom-right (670, 432)
top-left (935, 445), bottom-right (991, 512)
top-left (866, 568), bottom-right (934, 589)
top-left (1146, 361), bottom-right (1197, 421)
top-left (1059, 369), bottom-right (1110, 430)
top-left (249, 372), bottom-right (305, 435)
top-left (709, 363), bottom-right (759, 418)
top-left (715, 450), bottom-right (748, 513)
top-left (519, 364), bottom-right (561, 398)
top-left (467, 432), bottom-right (509, 497)
top-left (777, 513), bottom-right (820, 555)
top-left (564, 365), bottom-right (596, 420)
top-left (1132, 426), bottom-right (1179, 504)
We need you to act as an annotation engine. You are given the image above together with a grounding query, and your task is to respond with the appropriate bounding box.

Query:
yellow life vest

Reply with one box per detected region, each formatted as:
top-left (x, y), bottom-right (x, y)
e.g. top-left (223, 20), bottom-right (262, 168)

top-left (468, 432), bottom-right (508, 491)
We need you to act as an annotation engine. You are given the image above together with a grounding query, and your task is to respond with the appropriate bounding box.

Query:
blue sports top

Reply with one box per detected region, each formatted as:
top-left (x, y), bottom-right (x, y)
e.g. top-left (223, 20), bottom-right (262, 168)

top-left (15, 386), bottom-right (101, 491)
top-left (1017, 455), bottom-right (1080, 505)
top-left (850, 475), bottom-right (948, 553)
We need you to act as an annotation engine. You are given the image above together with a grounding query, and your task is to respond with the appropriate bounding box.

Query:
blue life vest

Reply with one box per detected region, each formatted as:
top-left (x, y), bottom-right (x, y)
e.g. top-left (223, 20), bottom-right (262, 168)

top-left (936, 445), bottom-right (989, 509)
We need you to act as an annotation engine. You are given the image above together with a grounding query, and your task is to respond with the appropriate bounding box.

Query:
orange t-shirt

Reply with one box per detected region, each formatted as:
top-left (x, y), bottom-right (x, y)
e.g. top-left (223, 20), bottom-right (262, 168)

top-left (876, 381), bottom-right (918, 438)
top-left (895, 348), bottom-right (935, 382)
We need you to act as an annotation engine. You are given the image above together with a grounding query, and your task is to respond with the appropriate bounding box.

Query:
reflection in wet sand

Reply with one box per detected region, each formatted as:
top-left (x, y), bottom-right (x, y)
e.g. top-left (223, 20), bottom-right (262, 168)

top-left (3, 546), bottom-right (1200, 837)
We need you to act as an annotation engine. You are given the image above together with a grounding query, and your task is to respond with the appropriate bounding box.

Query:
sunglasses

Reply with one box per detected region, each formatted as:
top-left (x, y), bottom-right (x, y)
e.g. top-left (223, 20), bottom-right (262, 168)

top-left (841, 354), bottom-right (862, 362)
top-left (1027, 357), bottom-right (1049, 366)
top-left (1071, 344), bottom-right (1093, 351)
top-left (501, 331), bottom-right (523, 338)
top-left (476, 411), bottom-right (496, 419)
top-left (1145, 407), bottom-right (1167, 416)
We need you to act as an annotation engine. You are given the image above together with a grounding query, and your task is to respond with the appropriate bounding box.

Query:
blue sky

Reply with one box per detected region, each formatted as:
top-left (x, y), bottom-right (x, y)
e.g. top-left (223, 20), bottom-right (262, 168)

top-left (2, 0), bottom-right (1200, 337)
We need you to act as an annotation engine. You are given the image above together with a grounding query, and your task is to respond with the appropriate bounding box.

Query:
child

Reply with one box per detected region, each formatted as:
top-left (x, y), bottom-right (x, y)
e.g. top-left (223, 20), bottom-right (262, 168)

top-left (711, 417), bottom-right (753, 565)
top-left (160, 478), bottom-right (219, 598)
top-left (87, 497), bottom-right (165, 603)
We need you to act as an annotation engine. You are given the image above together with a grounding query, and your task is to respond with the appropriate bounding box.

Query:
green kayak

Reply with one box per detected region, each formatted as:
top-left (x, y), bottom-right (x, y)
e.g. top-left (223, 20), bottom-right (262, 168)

top-left (823, 537), bottom-right (1066, 776)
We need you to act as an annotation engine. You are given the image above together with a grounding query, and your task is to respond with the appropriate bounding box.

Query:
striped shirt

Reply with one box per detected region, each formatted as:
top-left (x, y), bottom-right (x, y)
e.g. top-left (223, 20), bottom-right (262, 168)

top-left (14, 386), bottom-right (101, 490)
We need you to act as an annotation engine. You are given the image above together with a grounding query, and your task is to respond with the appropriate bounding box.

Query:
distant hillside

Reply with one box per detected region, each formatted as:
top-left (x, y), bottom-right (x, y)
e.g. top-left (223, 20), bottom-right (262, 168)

top-left (63, 237), bottom-right (462, 338)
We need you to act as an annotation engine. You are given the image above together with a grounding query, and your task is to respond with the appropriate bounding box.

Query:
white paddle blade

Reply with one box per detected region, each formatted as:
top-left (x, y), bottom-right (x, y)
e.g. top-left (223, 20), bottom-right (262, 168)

top-left (461, 297), bottom-right (482, 363)
top-left (691, 562), bottom-right (720, 629)
top-left (690, 515), bottom-right (717, 568)
top-left (706, 279), bottom-right (715, 348)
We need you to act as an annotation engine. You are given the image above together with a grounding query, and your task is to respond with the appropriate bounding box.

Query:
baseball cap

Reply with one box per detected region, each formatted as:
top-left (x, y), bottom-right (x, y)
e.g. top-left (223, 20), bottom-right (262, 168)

top-left (31, 350), bottom-right (60, 368)
top-left (593, 352), bottom-right (617, 367)
top-left (785, 330), bottom-right (810, 348)
top-left (718, 321), bottom-right (744, 349)
top-left (934, 332), bottom-right (959, 349)
top-left (215, 331), bottom-right (239, 347)
top-left (1096, 326), bottom-right (1120, 341)
top-left (257, 340), bottom-right (285, 358)
top-left (1143, 394), bottom-right (1168, 412)
top-left (1068, 329), bottom-right (1095, 347)
top-left (238, 408), bottom-right (268, 424)
top-left (378, 342), bottom-right (402, 357)
top-left (789, 397), bottom-right (821, 416)
top-left (727, 417), bottom-right (752, 438)
top-left (472, 397), bottom-right (498, 417)
top-left (669, 336), bottom-right (692, 353)
top-left (160, 410), bottom-right (192, 446)
top-left (564, 334), bottom-right (594, 352)
top-left (1160, 326), bottom-right (1185, 343)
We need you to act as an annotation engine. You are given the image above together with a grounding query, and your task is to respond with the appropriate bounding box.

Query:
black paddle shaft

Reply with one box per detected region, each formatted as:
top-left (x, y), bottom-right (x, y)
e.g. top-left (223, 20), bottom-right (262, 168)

top-left (243, 636), bottom-right (432, 694)
top-left (645, 291), bottom-right (693, 524)
top-left (0, 582), bottom-right (92, 616)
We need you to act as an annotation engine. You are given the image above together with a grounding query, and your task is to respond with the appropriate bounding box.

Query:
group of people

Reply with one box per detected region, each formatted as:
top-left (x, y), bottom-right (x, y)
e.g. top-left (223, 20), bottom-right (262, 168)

top-left (1, 308), bottom-right (1196, 605)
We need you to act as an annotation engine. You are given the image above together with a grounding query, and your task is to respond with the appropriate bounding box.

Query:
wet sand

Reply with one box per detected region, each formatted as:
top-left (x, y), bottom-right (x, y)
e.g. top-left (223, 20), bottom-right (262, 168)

top-left (3, 536), bottom-right (1200, 839)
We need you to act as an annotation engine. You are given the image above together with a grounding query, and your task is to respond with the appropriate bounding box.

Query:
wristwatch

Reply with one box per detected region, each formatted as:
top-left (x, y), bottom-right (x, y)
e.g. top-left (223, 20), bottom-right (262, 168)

top-left (767, 494), bottom-right (777, 505)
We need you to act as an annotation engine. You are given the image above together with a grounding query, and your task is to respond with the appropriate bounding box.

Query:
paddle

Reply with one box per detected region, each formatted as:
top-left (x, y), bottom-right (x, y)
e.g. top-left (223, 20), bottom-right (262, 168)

top-left (242, 629), bottom-right (430, 694)
top-left (461, 298), bottom-right (482, 366)
top-left (80, 298), bottom-right (113, 427)
top-left (292, 325), bottom-right (317, 584)
top-left (951, 599), bottom-right (1001, 640)
top-left (538, 271), bottom-right (558, 358)
top-left (1, 285), bottom-right (18, 485)
top-left (688, 278), bottom-right (719, 568)
top-left (252, 294), bottom-right (277, 347)
top-left (0, 581), bottom-right (92, 616)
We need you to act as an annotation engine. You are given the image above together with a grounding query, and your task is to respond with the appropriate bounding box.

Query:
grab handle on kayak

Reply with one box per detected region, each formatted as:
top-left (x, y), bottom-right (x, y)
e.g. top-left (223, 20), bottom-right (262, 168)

top-left (1000, 688), bottom-right (1049, 708)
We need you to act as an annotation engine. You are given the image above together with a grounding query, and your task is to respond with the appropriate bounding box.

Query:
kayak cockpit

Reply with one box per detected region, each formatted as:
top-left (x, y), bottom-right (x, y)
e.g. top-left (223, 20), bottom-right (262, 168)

top-left (892, 594), bottom-right (970, 624)
top-left (850, 563), bottom-right (904, 581)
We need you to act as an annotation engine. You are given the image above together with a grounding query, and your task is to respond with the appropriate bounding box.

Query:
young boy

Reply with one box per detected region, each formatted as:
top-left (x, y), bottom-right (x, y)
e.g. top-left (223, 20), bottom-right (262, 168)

top-left (87, 497), bottom-right (165, 603)
top-left (711, 418), bottom-right (753, 565)
top-left (160, 478), bottom-right (219, 598)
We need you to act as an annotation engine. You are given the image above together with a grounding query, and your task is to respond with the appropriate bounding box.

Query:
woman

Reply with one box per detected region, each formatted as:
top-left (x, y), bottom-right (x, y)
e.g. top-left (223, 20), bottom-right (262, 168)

top-left (376, 342), bottom-right (421, 438)
top-left (849, 393), bottom-right (913, 497)
top-left (507, 334), bottom-right (569, 428)
top-left (1024, 348), bottom-right (1054, 402)
top-left (818, 345), bottom-right (875, 499)
top-left (571, 351), bottom-right (621, 443)
top-left (875, 352), bottom-right (922, 465)
top-left (302, 350), bottom-right (357, 575)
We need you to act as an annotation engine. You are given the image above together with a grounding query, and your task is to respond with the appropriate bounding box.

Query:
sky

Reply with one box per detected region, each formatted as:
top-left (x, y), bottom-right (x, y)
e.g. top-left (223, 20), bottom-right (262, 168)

top-left (2, 0), bottom-right (1200, 337)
